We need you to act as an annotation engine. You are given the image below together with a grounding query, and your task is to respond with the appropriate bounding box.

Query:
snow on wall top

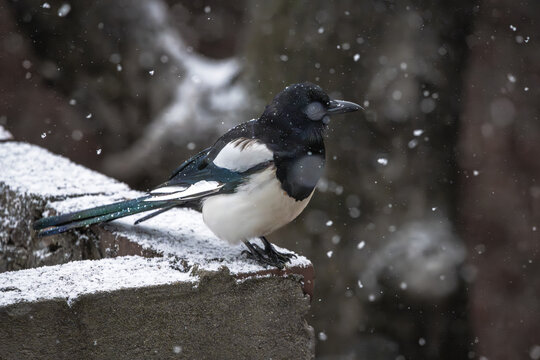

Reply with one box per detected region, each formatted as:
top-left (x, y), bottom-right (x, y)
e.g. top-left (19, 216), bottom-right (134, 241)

top-left (0, 142), bottom-right (130, 198)
top-left (50, 195), bottom-right (312, 275)
top-left (0, 256), bottom-right (196, 307)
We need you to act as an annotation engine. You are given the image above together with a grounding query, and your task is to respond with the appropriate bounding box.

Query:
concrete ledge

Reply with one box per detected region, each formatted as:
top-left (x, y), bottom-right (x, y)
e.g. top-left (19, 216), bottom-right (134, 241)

top-left (0, 141), bottom-right (315, 359)
top-left (0, 257), bottom-right (313, 359)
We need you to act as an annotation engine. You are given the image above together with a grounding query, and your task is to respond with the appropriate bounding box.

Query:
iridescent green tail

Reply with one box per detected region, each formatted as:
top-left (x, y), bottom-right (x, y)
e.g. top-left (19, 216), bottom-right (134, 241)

top-left (33, 196), bottom-right (171, 237)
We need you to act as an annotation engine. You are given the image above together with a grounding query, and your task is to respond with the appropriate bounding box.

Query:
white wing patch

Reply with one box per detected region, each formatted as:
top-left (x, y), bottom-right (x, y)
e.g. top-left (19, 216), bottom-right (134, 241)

top-left (150, 185), bottom-right (188, 194)
top-left (212, 138), bottom-right (273, 172)
top-left (145, 181), bottom-right (223, 202)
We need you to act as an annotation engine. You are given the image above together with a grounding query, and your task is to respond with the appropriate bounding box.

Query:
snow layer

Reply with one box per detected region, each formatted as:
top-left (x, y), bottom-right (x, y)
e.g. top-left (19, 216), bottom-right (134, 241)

top-left (0, 256), bottom-right (196, 307)
top-left (50, 195), bottom-right (312, 275)
top-left (0, 142), bottom-right (130, 198)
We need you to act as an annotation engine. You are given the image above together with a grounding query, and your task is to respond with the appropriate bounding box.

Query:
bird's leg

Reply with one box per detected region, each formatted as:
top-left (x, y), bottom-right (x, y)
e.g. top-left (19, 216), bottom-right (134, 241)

top-left (242, 238), bottom-right (297, 269)
top-left (242, 240), bottom-right (280, 268)
top-left (260, 236), bottom-right (296, 264)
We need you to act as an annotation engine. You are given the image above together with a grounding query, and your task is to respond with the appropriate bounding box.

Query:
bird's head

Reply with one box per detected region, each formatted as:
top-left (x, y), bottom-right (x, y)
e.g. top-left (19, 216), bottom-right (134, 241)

top-left (260, 82), bottom-right (361, 134)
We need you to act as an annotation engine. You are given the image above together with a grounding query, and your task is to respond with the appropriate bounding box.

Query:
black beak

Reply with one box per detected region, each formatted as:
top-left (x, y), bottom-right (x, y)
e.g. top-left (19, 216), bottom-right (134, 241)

top-left (327, 99), bottom-right (363, 115)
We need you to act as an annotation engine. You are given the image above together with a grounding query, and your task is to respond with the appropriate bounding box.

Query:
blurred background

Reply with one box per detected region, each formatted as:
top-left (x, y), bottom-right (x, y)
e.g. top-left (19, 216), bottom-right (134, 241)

top-left (1, 0), bottom-right (539, 359)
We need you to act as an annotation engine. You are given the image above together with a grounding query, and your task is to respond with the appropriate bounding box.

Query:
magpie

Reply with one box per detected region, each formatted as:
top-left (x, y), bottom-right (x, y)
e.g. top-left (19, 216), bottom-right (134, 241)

top-left (34, 82), bottom-right (361, 268)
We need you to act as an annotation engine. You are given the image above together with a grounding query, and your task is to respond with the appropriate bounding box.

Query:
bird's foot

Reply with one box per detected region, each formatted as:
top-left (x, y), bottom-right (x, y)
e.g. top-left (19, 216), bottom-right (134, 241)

top-left (242, 237), bottom-right (296, 269)
top-left (261, 236), bottom-right (296, 264)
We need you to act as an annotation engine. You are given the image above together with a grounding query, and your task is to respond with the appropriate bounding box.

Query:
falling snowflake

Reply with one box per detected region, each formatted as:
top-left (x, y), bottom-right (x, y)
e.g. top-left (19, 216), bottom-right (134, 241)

top-left (377, 158), bottom-right (388, 166)
top-left (57, 3), bottom-right (71, 17)
top-left (408, 139), bottom-right (419, 149)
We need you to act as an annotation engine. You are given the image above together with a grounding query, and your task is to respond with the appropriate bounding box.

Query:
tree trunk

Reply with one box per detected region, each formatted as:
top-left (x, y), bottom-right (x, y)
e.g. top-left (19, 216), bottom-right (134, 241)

top-left (458, 1), bottom-right (540, 359)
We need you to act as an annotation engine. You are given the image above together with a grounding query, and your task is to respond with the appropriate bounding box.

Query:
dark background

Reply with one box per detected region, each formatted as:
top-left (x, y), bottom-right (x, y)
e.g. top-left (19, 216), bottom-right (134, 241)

top-left (1, 0), bottom-right (539, 359)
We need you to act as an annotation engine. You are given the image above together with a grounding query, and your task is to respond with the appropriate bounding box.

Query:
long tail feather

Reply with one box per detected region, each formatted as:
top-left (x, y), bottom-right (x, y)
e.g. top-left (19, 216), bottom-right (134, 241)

top-left (34, 196), bottom-right (172, 237)
top-left (33, 197), bottom-right (150, 230)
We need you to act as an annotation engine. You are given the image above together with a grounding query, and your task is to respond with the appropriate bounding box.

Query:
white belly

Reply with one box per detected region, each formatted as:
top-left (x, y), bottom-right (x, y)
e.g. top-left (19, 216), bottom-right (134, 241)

top-left (202, 167), bottom-right (314, 244)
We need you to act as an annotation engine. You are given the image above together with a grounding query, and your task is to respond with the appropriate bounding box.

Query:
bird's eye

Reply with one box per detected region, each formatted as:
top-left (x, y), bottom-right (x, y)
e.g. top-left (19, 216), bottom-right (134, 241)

top-left (304, 102), bottom-right (326, 121)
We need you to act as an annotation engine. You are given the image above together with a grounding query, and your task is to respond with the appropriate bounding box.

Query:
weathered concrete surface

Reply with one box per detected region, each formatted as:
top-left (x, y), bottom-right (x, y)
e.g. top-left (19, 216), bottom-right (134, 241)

top-left (0, 258), bottom-right (313, 359)
top-left (0, 141), bottom-right (315, 359)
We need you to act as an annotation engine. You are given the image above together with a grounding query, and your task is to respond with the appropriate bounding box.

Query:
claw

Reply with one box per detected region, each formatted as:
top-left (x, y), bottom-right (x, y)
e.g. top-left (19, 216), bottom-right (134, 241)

top-left (261, 236), bottom-right (296, 264)
top-left (243, 242), bottom-right (282, 268)
top-left (242, 237), bottom-right (296, 269)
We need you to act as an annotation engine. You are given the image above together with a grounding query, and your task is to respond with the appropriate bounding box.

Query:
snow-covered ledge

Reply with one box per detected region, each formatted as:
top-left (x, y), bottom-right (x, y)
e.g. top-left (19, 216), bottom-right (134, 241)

top-left (0, 141), bottom-right (314, 359)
